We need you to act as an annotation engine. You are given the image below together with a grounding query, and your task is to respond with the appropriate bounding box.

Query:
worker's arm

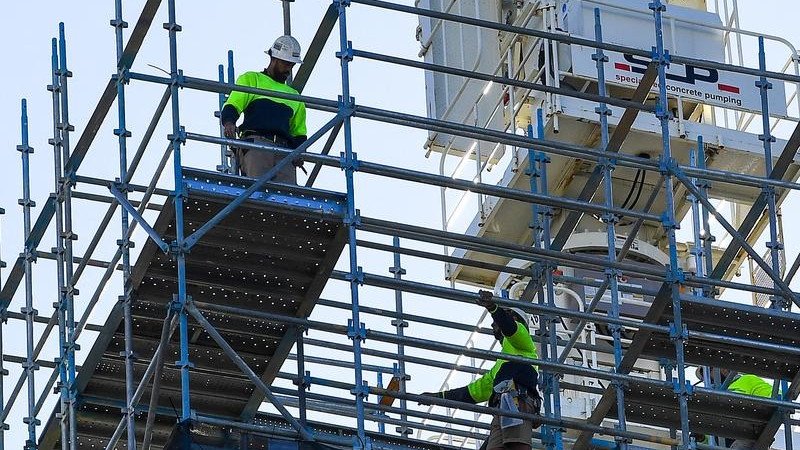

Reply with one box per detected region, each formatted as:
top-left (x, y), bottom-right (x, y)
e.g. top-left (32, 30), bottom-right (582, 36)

top-left (420, 386), bottom-right (477, 405)
top-left (289, 101), bottom-right (308, 149)
top-left (419, 369), bottom-right (493, 406)
top-left (221, 72), bottom-right (255, 137)
top-left (478, 291), bottom-right (535, 353)
top-left (477, 290), bottom-right (516, 337)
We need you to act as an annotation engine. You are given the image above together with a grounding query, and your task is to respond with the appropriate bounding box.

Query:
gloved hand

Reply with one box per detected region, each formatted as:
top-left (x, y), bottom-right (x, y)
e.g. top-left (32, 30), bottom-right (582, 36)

top-left (223, 122), bottom-right (237, 139)
top-left (418, 392), bottom-right (440, 406)
top-left (477, 290), bottom-right (497, 311)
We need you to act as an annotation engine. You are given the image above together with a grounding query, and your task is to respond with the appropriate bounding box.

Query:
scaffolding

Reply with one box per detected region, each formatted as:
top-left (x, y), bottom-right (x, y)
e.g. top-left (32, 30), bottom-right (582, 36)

top-left (1, 0), bottom-right (800, 449)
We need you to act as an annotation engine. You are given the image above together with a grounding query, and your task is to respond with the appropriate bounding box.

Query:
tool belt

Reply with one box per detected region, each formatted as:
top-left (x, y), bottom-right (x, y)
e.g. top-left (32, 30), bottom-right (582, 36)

top-left (240, 131), bottom-right (290, 147)
top-left (492, 380), bottom-right (542, 429)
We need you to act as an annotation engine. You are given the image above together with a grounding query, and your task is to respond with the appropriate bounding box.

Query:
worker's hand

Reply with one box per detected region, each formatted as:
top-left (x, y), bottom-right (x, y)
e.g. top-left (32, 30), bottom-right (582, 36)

top-left (223, 122), bottom-right (237, 139)
top-left (418, 392), bottom-right (440, 406)
top-left (477, 290), bottom-right (497, 311)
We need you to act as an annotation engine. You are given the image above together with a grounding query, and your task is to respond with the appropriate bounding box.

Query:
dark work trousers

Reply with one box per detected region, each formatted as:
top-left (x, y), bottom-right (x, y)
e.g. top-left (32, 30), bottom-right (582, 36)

top-left (236, 135), bottom-right (297, 184)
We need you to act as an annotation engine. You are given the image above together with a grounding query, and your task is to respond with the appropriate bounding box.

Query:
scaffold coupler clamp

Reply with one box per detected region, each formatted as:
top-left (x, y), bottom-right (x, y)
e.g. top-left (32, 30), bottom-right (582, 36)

top-left (392, 362), bottom-right (410, 381)
top-left (665, 266), bottom-right (686, 286)
top-left (669, 321), bottom-right (689, 344)
top-left (334, 0), bottom-right (352, 8)
top-left (169, 293), bottom-right (189, 314)
top-left (168, 239), bottom-right (190, 260)
top-left (339, 148), bottom-right (360, 172)
top-left (610, 376), bottom-right (628, 393)
top-left (347, 319), bottom-right (367, 343)
top-left (351, 380), bottom-right (369, 401)
top-left (672, 377), bottom-right (694, 397)
top-left (344, 208), bottom-right (361, 227)
top-left (294, 370), bottom-right (313, 391)
top-left (168, 125), bottom-right (187, 146)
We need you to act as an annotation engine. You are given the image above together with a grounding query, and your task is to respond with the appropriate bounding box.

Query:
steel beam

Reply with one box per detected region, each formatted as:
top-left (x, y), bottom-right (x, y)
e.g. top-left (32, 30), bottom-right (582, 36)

top-left (291, 4), bottom-right (339, 93)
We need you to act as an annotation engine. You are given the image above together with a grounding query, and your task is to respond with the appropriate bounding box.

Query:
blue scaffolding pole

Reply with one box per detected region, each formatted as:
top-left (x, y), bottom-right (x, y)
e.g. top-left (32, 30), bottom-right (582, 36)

top-left (593, 9), bottom-right (630, 450)
top-left (47, 32), bottom-right (70, 450)
top-left (649, 2), bottom-right (692, 449)
top-left (18, 98), bottom-right (40, 450)
top-left (56, 23), bottom-right (79, 449)
top-left (164, 0), bottom-right (194, 435)
top-left (335, 0), bottom-right (369, 447)
top-left (111, 1), bottom-right (138, 447)
top-left (0, 202), bottom-right (5, 450)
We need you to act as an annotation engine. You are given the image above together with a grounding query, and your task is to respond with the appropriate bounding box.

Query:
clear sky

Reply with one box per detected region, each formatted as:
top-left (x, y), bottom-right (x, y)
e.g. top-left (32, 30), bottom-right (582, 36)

top-left (1, 0), bottom-right (799, 447)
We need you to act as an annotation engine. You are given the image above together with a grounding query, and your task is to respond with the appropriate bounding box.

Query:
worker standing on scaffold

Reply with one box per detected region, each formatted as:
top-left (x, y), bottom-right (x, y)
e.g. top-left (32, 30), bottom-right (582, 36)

top-left (221, 35), bottom-right (307, 183)
top-left (420, 290), bottom-right (542, 450)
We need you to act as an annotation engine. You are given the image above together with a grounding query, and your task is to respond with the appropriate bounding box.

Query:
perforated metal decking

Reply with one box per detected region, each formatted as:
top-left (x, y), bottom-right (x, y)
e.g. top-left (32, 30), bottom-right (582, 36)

top-left (39, 168), bottom-right (348, 449)
top-left (574, 293), bottom-right (800, 449)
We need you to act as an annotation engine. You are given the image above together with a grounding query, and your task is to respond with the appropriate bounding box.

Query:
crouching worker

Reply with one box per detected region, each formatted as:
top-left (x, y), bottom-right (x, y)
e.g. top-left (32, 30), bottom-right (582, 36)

top-left (420, 290), bottom-right (542, 450)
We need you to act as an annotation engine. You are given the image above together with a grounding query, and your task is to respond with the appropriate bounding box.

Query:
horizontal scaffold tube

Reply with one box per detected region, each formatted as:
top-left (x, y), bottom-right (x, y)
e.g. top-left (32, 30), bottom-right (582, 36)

top-left (335, 270), bottom-right (800, 358)
top-left (191, 299), bottom-right (800, 410)
top-left (182, 108), bottom-right (800, 195)
top-left (356, 239), bottom-right (658, 296)
top-left (356, 216), bottom-right (791, 297)
top-left (351, 48), bottom-right (656, 113)
top-left (183, 132), bottom-right (661, 222)
top-left (187, 132), bottom-right (794, 299)
top-left (316, 297), bottom-right (611, 358)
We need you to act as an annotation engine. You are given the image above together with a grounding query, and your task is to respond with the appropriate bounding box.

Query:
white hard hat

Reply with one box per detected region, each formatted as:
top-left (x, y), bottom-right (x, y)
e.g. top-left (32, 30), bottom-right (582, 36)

top-left (266, 35), bottom-right (303, 64)
top-left (507, 307), bottom-right (533, 330)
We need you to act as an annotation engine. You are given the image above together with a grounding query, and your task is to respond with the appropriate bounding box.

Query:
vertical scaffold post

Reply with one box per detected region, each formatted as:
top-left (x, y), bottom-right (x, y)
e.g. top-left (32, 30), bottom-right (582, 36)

top-left (536, 109), bottom-right (563, 450)
top-left (593, 10), bottom-right (629, 450)
top-left (18, 98), bottom-right (40, 450)
top-left (695, 136), bottom-right (715, 299)
top-left (0, 204), bottom-right (6, 450)
top-left (527, 112), bottom-right (552, 450)
top-left (111, 1), bottom-right (137, 447)
top-left (688, 137), bottom-right (704, 297)
top-left (295, 330), bottom-right (308, 425)
top-left (390, 236), bottom-right (411, 436)
top-left (217, 50), bottom-right (236, 174)
top-left (48, 34), bottom-right (70, 450)
top-left (164, 0), bottom-right (193, 431)
top-left (227, 51), bottom-right (238, 174)
top-left (757, 34), bottom-right (794, 450)
top-left (335, 1), bottom-right (368, 448)
top-left (650, 2), bottom-right (692, 448)
top-left (57, 23), bottom-right (79, 448)
top-left (757, 36), bottom-right (786, 311)
top-left (217, 63), bottom-right (229, 173)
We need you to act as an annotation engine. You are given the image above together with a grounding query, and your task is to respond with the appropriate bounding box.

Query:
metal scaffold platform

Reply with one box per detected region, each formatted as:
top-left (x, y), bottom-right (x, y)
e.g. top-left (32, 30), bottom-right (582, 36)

top-left (573, 293), bottom-right (800, 449)
top-left (39, 169), bottom-right (347, 449)
top-left (1, 0), bottom-right (800, 449)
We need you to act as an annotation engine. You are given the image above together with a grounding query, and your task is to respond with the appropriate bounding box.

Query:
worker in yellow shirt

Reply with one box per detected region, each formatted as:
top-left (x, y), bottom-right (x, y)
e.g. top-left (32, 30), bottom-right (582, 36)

top-left (221, 35), bottom-right (307, 182)
top-left (696, 367), bottom-right (773, 449)
top-left (419, 291), bottom-right (541, 450)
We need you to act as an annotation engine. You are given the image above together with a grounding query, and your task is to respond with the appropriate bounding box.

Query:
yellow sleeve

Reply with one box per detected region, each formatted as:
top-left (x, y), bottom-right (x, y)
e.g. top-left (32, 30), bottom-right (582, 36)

top-left (466, 368), bottom-right (495, 403)
top-left (223, 72), bottom-right (255, 115)
top-left (290, 101), bottom-right (307, 137)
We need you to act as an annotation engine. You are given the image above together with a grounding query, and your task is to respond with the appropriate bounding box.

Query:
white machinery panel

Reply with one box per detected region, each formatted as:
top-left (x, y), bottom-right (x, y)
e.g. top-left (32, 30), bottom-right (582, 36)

top-left (564, 0), bottom-right (787, 115)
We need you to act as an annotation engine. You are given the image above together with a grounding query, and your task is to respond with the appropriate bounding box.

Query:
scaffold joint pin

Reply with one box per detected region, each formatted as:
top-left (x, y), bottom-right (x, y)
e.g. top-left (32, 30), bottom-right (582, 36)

top-left (347, 319), bottom-right (367, 342)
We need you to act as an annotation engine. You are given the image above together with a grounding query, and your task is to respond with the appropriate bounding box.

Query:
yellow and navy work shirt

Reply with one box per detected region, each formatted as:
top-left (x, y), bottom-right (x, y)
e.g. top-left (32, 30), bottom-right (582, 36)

top-left (221, 71), bottom-right (307, 146)
top-left (728, 374), bottom-right (773, 398)
top-left (467, 322), bottom-right (539, 403)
